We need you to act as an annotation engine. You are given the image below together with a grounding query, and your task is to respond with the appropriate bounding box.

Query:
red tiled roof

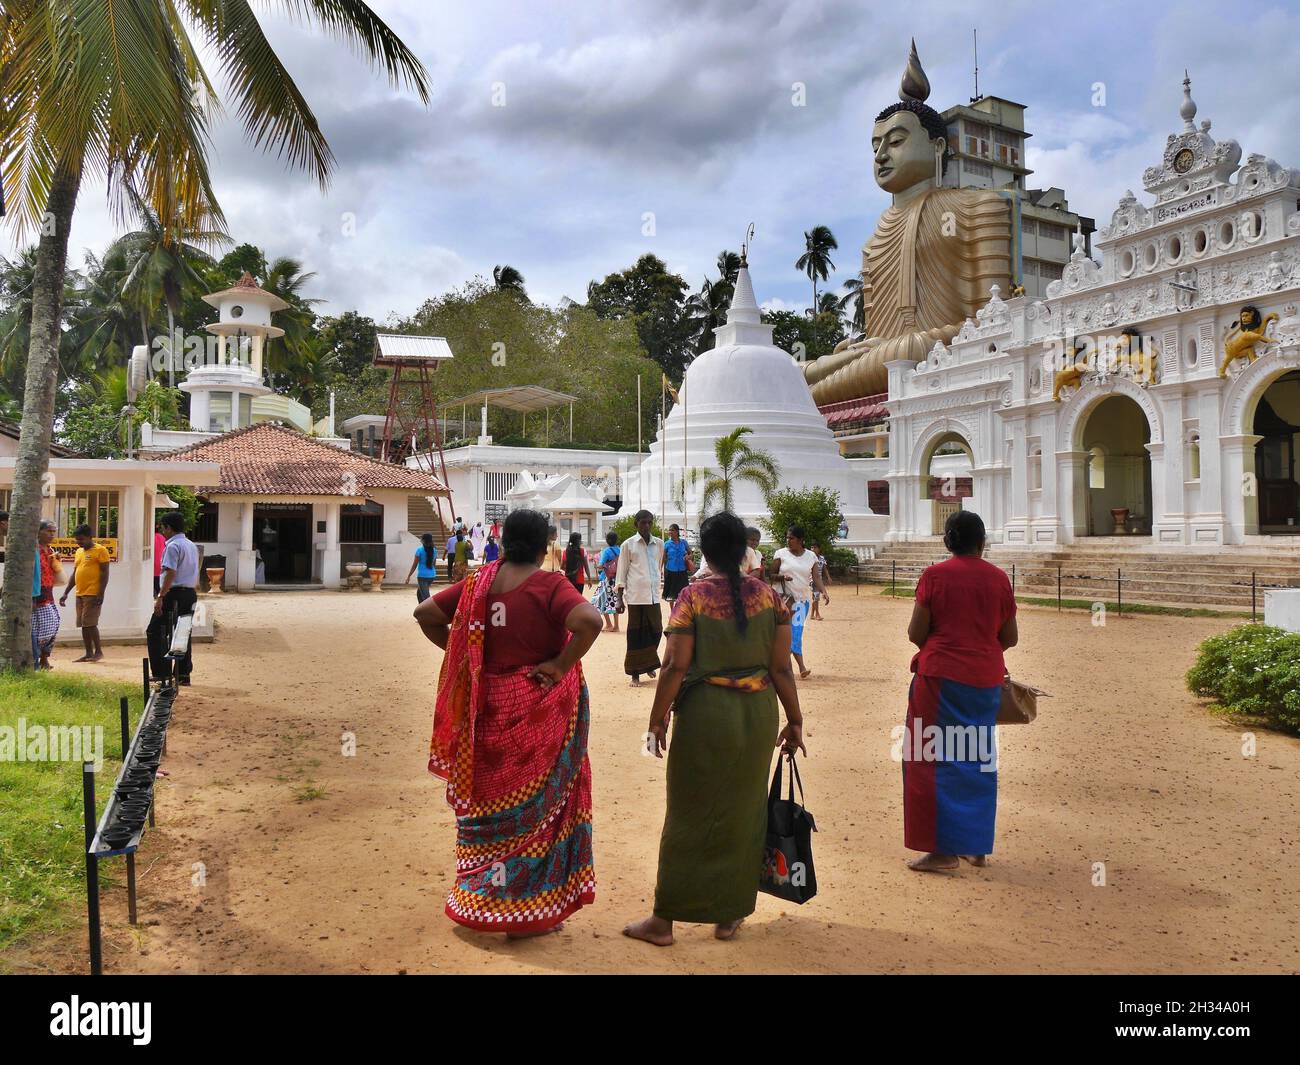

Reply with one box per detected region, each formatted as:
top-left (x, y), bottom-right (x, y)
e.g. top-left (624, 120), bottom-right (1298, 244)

top-left (1, 418), bottom-right (80, 457)
top-left (817, 392), bottom-right (890, 429)
top-left (158, 422), bottom-right (449, 497)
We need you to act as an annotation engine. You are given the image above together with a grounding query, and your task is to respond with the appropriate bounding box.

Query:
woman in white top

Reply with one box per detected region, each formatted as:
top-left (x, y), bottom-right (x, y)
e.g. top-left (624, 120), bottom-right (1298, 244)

top-left (771, 525), bottom-right (828, 679)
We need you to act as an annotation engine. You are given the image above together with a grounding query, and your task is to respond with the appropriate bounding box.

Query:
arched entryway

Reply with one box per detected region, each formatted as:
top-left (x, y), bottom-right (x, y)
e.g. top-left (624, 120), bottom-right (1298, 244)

top-left (1080, 395), bottom-right (1152, 536)
top-left (920, 431), bottom-right (973, 535)
top-left (1254, 369), bottom-right (1300, 533)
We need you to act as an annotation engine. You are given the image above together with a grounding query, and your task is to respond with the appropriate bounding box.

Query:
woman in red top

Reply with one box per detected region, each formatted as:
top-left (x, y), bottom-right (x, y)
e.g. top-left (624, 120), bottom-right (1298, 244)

top-left (415, 508), bottom-right (603, 937)
top-left (902, 511), bottom-right (1018, 873)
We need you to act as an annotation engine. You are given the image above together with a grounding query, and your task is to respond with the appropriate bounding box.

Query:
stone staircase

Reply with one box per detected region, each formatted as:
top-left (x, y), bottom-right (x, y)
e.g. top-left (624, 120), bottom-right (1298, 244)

top-left (853, 538), bottom-right (1300, 610)
top-left (407, 494), bottom-right (449, 542)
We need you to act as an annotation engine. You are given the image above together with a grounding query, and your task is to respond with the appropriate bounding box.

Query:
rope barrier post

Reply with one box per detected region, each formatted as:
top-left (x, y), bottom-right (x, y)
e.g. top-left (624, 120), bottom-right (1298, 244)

top-left (1012, 563), bottom-right (1016, 597)
top-left (1057, 564), bottom-right (1062, 612)
top-left (891, 559), bottom-right (896, 598)
top-left (1252, 571), bottom-right (1257, 622)
top-left (1117, 567), bottom-right (1123, 618)
top-left (82, 762), bottom-right (102, 976)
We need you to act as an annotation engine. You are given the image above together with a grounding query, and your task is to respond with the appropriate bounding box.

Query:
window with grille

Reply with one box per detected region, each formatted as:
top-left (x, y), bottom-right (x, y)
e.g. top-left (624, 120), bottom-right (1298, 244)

top-left (51, 489), bottom-right (120, 537)
top-left (483, 471), bottom-right (515, 503)
top-left (194, 502), bottom-right (219, 542)
top-left (341, 501), bottom-right (384, 543)
top-left (964, 160), bottom-right (992, 179)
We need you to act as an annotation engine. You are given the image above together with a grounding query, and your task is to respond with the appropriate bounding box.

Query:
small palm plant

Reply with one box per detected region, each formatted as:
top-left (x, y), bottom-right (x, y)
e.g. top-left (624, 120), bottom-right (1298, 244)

top-left (700, 426), bottom-right (780, 514)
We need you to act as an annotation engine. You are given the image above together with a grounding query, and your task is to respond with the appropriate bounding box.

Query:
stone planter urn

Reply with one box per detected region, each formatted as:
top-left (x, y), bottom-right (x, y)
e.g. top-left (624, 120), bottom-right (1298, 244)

top-left (206, 567), bottom-right (225, 593)
top-left (345, 562), bottom-right (368, 591)
top-left (368, 567), bottom-right (387, 591)
top-left (1110, 507), bottom-right (1130, 535)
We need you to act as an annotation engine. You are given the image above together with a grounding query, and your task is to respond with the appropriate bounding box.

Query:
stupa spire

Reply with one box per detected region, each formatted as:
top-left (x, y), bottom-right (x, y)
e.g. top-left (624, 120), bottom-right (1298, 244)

top-left (728, 263), bottom-right (761, 325)
top-left (1180, 70), bottom-right (1197, 132)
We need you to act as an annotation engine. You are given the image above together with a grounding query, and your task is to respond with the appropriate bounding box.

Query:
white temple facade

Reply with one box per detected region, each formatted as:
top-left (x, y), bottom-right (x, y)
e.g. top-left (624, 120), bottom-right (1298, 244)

top-left (625, 262), bottom-right (887, 538)
top-left (883, 76), bottom-right (1300, 548)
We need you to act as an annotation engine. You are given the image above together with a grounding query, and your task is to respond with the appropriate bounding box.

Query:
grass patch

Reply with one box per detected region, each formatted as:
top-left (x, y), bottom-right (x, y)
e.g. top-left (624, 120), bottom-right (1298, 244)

top-left (293, 784), bottom-right (327, 803)
top-left (0, 671), bottom-right (144, 962)
top-left (872, 584), bottom-right (1248, 619)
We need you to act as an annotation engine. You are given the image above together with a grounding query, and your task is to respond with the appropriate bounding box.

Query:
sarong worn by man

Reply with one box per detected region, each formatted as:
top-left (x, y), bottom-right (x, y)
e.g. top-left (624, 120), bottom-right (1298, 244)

top-left (428, 561), bottom-right (596, 933)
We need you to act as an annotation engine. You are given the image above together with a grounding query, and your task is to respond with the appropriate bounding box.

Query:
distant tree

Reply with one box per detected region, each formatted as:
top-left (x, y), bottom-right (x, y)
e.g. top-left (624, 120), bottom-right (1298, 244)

top-left (764, 307), bottom-right (845, 365)
top-left (492, 264), bottom-right (528, 300)
top-left (838, 275), bottom-right (865, 338)
top-left (587, 254), bottom-right (693, 379)
top-left (317, 311), bottom-right (379, 381)
top-left (795, 225), bottom-right (839, 317)
top-left (716, 250), bottom-right (742, 286)
top-left (216, 244), bottom-right (270, 284)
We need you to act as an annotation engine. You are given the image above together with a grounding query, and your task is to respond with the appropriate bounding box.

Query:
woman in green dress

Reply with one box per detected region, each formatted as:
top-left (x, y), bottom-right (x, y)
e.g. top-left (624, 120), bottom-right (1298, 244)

top-left (624, 511), bottom-right (805, 946)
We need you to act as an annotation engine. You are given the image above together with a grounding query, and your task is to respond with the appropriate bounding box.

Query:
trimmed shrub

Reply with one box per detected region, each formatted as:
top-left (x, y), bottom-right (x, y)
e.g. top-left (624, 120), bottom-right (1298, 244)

top-left (1186, 623), bottom-right (1300, 736)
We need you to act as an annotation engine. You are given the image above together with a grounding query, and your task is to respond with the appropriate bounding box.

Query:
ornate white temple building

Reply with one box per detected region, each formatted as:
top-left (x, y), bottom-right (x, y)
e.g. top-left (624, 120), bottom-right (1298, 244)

top-left (881, 75), bottom-right (1300, 548)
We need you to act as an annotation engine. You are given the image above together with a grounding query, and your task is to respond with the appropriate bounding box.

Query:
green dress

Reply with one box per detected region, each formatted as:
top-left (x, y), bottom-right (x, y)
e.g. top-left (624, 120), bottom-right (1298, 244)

top-left (653, 575), bottom-right (791, 923)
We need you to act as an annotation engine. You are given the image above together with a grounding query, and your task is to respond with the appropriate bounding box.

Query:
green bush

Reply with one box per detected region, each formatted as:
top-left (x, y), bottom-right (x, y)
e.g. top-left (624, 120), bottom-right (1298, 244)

top-left (823, 546), bottom-right (858, 570)
top-left (760, 486), bottom-right (843, 550)
top-left (1186, 624), bottom-right (1300, 736)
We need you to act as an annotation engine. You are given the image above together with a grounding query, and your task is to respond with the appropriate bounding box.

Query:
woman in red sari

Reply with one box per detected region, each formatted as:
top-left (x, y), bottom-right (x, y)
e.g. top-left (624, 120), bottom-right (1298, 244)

top-left (416, 508), bottom-right (603, 937)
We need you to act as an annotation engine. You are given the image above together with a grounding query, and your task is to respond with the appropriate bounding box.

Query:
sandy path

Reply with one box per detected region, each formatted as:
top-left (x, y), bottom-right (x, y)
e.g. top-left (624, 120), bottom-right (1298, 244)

top-left (18, 585), bottom-right (1300, 974)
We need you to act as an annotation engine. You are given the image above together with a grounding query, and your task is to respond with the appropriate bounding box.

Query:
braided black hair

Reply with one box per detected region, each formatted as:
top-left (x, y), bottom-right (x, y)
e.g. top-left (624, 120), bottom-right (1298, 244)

top-left (943, 510), bottom-right (986, 556)
top-left (700, 512), bottom-right (749, 635)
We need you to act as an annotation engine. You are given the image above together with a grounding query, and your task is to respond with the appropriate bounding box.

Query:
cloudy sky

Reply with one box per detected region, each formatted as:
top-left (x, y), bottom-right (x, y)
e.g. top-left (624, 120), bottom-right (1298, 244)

top-left (8, 0), bottom-right (1298, 323)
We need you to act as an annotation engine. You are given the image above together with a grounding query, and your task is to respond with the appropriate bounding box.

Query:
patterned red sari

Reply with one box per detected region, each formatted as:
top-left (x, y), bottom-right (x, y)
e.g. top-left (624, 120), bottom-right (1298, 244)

top-left (428, 561), bottom-right (595, 932)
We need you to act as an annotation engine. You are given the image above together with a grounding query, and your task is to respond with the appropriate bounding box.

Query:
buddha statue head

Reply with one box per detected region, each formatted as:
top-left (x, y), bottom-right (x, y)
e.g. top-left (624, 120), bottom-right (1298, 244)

top-left (872, 40), bottom-right (951, 195)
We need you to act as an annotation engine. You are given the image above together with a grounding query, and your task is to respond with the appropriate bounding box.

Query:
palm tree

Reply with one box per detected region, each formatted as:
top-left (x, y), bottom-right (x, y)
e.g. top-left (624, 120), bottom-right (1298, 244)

top-left (838, 275), bottom-right (865, 339)
top-left (262, 255), bottom-right (324, 380)
top-left (716, 250), bottom-right (742, 287)
top-left (492, 264), bottom-right (528, 299)
top-left (685, 276), bottom-right (732, 355)
top-left (795, 225), bottom-right (838, 317)
top-left (0, 1), bottom-right (428, 670)
top-left (115, 182), bottom-right (226, 378)
top-left (700, 426), bottom-right (780, 514)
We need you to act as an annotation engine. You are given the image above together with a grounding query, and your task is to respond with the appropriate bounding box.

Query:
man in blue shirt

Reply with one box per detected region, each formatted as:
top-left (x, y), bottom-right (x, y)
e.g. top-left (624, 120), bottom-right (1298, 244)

top-left (444, 530), bottom-right (458, 582)
top-left (147, 511), bottom-right (200, 685)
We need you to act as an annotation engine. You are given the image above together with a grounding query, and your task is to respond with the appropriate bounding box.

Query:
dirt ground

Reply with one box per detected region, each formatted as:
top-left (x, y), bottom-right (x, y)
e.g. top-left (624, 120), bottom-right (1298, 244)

top-left (11, 584), bottom-right (1300, 975)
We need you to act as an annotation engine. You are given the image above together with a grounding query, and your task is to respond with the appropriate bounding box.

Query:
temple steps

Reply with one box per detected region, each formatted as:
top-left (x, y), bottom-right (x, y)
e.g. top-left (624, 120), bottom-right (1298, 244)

top-left (853, 539), bottom-right (1300, 610)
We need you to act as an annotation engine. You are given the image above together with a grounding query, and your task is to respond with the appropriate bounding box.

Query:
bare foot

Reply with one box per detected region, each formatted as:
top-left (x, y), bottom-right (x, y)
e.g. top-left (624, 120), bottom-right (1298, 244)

top-left (714, 918), bottom-right (744, 941)
top-left (90, 654), bottom-right (104, 662)
top-left (506, 922), bottom-right (563, 940)
top-left (799, 669), bottom-right (812, 679)
top-left (959, 854), bottom-right (989, 867)
top-left (623, 916), bottom-right (673, 946)
top-left (74, 655), bottom-right (93, 663)
top-left (908, 852), bottom-right (960, 873)
top-left (629, 677), bottom-right (642, 688)
top-left (647, 670), bottom-right (657, 679)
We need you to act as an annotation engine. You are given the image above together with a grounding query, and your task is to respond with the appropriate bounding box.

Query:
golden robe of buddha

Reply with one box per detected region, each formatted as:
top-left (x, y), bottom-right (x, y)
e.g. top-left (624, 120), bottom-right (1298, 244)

top-left (804, 42), bottom-right (1011, 404)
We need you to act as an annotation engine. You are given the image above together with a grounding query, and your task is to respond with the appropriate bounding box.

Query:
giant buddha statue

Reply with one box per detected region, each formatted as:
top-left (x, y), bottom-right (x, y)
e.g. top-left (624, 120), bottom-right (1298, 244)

top-left (803, 41), bottom-right (1012, 403)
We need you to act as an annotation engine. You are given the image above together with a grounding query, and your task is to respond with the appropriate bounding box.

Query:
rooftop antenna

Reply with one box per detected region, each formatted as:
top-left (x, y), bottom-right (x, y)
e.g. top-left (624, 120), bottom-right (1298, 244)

top-left (971, 28), bottom-right (980, 102)
top-left (740, 222), bottom-right (755, 266)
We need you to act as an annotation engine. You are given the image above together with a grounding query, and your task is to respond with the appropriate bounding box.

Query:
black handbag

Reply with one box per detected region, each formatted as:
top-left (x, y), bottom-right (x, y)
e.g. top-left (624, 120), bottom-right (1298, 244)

top-left (759, 751), bottom-right (817, 904)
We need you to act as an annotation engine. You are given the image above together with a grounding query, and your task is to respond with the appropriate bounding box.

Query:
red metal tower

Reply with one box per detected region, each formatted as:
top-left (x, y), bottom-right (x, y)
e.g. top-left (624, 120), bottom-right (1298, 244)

top-left (373, 334), bottom-right (455, 531)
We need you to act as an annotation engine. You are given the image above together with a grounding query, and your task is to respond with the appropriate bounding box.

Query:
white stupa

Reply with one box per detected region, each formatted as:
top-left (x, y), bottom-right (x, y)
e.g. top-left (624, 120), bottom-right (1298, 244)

top-left (623, 259), bottom-right (879, 535)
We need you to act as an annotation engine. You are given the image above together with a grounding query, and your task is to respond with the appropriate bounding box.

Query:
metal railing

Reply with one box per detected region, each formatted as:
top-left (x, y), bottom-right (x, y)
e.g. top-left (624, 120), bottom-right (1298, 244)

top-left (853, 558), bottom-right (1289, 620)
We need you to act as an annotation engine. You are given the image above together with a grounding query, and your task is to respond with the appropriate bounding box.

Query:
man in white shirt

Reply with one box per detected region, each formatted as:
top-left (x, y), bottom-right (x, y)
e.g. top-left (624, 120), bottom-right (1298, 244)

top-left (694, 525), bottom-right (764, 581)
top-left (147, 510), bottom-right (201, 685)
top-left (615, 509), bottom-right (665, 686)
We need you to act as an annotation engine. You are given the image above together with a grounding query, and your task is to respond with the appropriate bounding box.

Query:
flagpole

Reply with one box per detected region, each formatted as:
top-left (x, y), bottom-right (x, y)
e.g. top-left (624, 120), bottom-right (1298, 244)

top-left (637, 374), bottom-right (643, 511)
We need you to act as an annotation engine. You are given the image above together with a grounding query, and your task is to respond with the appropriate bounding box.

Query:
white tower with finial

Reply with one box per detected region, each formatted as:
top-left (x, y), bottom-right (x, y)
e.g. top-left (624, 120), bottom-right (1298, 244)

top-left (181, 272), bottom-right (287, 433)
top-left (623, 249), bottom-right (879, 536)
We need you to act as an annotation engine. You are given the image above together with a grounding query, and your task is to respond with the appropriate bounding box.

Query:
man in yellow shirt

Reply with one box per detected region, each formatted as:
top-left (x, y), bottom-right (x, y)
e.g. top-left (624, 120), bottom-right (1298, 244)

top-left (59, 523), bottom-right (111, 662)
